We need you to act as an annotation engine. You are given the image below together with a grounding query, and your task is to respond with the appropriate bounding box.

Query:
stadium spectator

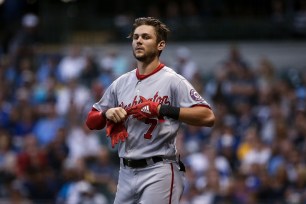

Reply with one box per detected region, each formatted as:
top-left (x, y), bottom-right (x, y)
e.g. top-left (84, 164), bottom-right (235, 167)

top-left (172, 46), bottom-right (199, 81)
top-left (65, 123), bottom-right (101, 169)
top-left (32, 99), bottom-right (66, 147)
top-left (57, 45), bottom-right (86, 83)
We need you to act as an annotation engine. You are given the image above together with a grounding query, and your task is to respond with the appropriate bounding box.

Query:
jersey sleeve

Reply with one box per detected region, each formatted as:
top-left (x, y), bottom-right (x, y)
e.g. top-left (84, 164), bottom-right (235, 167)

top-left (93, 81), bottom-right (118, 111)
top-left (86, 81), bottom-right (119, 130)
top-left (175, 78), bottom-right (211, 108)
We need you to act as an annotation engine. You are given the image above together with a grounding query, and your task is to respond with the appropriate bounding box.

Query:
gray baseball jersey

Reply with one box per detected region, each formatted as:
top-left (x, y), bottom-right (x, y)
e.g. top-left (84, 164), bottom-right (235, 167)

top-left (93, 64), bottom-right (210, 159)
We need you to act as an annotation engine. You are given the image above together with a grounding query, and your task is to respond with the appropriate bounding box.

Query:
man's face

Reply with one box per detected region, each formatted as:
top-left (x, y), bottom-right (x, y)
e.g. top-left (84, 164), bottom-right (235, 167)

top-left (132, 25), bottom-right (161, 62)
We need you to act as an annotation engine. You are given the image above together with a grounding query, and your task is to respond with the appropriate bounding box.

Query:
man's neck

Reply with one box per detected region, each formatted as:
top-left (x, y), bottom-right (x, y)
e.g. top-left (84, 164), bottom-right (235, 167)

top-left (137, 58), bottom-right (160, 75)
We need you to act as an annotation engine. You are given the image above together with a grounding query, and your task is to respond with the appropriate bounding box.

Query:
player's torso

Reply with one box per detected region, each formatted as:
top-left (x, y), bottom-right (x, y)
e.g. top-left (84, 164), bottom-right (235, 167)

top-left (115, 67), bottom-right (182, 159)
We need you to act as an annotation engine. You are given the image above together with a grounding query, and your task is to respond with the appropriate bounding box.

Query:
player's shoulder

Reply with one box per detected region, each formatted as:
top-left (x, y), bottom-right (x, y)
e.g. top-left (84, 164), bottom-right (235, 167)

top-left (162, 66), bottom-right (186, 83)
top-left (162, 66), bottom-right (186, 80)
top-left (114, 69), bottom-right (136, 81)
top-left (111, 69), bottom-right (137, 89)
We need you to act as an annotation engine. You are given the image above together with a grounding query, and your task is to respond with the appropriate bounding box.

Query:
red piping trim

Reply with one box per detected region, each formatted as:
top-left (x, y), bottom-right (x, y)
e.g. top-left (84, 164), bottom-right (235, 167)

top-left (136, 64), bottom-right (165, 80)
top-left (191, 104), bottom-right (212, 110)
top-left (168, 163), bottom-right (174, 204)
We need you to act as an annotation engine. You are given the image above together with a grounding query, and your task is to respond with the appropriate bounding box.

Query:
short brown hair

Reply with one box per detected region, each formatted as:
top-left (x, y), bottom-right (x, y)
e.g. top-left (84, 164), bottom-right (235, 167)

top-left (127, 17), bottom-right (170, 43)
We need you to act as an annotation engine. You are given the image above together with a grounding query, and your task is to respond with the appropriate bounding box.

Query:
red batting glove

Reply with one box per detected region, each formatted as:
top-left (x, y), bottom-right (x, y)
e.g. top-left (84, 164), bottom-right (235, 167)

top-left (127, 96), bottom-right (160, 120)
top-left (106, 120), bottom-right (128, 148)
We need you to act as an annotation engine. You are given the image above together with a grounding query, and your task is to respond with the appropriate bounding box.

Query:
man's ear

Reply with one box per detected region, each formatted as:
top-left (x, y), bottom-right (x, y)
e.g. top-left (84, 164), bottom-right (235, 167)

top-left (157, 41), bottom-right (166, 51)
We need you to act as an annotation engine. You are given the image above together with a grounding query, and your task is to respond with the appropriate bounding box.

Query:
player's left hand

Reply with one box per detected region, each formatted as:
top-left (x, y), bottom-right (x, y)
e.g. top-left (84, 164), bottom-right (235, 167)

top-left (105, 107), bottom-right (128, 123)
top-left (127, 96), bottom-right (160, 120)
top-left (106, 120), bottom-right (128, 148)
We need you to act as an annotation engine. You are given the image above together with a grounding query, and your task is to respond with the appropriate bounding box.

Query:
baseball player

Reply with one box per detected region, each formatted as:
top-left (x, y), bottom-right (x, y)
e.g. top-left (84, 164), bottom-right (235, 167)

top-left (86, 17), bottom-right (215, 204)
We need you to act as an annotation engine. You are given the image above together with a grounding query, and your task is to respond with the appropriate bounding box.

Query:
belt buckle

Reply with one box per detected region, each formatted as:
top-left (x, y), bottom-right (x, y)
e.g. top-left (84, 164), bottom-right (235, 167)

top-left (126, 159), bottom-right (132, 167)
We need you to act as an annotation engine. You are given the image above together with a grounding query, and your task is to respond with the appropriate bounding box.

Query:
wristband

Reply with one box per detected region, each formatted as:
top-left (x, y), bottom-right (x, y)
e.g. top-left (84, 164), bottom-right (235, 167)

top-left (159, 105), bottom-right (180, 120)
top-left (102, 109), bottom-right (108, 119)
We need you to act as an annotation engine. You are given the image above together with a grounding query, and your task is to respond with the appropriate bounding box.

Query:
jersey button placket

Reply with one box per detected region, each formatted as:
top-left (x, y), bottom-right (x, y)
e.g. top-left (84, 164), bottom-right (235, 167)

top-left (135, 80), bottom-right (141, 97)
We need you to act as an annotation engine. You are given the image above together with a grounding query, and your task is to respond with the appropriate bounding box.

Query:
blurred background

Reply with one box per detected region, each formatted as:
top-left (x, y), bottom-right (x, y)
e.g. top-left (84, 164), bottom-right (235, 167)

top-left (0, 0), bottom-right (306, 204)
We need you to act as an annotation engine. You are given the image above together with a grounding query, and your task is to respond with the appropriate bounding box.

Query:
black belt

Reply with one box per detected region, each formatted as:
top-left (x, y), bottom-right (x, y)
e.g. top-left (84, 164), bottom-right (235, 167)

top-left (122, 156), bottom-right (163, 168)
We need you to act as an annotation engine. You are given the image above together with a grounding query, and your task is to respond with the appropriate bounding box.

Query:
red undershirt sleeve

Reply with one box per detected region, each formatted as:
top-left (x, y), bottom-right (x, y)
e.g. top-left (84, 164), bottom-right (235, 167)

top-left (86, 108), bottom-right (107, 130)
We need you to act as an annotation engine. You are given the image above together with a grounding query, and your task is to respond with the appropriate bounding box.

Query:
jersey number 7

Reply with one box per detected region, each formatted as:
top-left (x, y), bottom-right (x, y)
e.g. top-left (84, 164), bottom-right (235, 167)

top-left (144, 119), bottom-right (157, 139)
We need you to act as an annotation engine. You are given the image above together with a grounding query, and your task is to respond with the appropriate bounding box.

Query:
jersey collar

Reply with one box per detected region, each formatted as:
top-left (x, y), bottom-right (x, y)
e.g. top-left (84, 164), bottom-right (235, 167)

top-left (136, 63), bottom-right (165, 80)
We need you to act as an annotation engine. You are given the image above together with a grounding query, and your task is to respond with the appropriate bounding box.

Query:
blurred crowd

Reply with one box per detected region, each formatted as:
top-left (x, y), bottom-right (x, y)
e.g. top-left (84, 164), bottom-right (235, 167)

top-left (177, 45), bottom-right (306, 204)
top-left (0, 13), bottom-right (306, 204)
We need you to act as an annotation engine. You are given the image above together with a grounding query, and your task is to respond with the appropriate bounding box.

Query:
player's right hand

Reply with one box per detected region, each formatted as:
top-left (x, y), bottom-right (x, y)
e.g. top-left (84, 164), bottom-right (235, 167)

top-left (105, 107), bottom-right (128, 123)
top-left (127, 96), bottom-right (160, 120)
